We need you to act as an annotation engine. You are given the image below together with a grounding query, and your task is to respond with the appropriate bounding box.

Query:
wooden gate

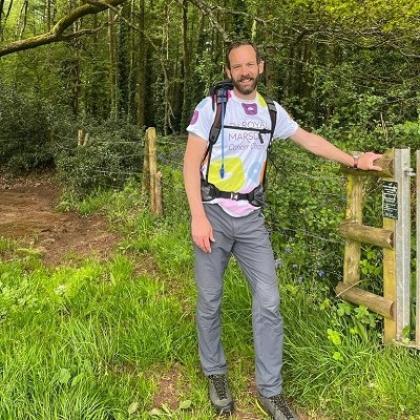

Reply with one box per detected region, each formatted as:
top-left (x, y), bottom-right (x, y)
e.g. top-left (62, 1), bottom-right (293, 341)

top-left (337, 148), bottom-right (419, 347)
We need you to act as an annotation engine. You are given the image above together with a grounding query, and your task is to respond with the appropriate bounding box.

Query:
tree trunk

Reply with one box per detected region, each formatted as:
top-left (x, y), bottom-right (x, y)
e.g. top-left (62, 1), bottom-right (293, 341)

top-left (70, 0), bottom-right (82, 116)
top-left (16, 0), bottom-right (29, 39)
top-left (136, 0), bottom-right (145, 128)
top-left (118, 3), bottom-right (130, 118)
top-left (127, 0), bottom-right (136, 123)
top-left (180, 0), bottom-right (191, 129)
top-left (0, 0), bottom-right (5, 40)
top-left (108, 8), bottom-right (118, 120)
top-left (162, 0), bottom-right (171, 135)
top-left (44, 0), bottom-right (52, 30)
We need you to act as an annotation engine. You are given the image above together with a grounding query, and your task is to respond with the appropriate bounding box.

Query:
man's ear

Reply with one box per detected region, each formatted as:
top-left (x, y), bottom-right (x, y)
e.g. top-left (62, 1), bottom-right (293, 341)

top-left (258, 60), bottom-right (265, 75)
top-left (225, 67), bottom-right (232, 79)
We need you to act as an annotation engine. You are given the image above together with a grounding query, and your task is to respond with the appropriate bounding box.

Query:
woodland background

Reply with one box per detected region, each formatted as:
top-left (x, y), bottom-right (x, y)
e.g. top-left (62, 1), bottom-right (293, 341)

top-left (0, 0), bottom-right (419, 181)
top-left (0, 1), bottom-right (420, 418)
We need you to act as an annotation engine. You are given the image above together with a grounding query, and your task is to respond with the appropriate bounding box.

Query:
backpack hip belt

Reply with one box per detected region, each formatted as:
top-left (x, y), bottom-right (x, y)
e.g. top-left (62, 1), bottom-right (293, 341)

top-left (201, 179), bottom-right (265, 207)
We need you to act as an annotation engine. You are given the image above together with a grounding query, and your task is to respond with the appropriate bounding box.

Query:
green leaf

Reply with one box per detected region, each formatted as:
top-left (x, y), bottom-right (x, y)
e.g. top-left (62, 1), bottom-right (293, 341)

top-left (161, 403), bottom-right (172, 414)
top-left (58, 368), bottom-right (71, 385)
top-left (327, 329), bottom-right (342, 346)
top-left (178, 400), bottom-right (192, 410)
top-left (71, 373), bottom-right (84, 387)
top-left (149, 408), bottom-right (165, 417)
top-left (319, 298), bottom-right (331, 310)
top-left (128, 402), bottom-right (139, 415)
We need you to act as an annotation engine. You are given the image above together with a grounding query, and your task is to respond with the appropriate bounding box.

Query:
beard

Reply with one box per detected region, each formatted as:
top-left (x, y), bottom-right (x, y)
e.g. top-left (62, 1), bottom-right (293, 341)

top-left (231, 73), bottom-right (259, 95)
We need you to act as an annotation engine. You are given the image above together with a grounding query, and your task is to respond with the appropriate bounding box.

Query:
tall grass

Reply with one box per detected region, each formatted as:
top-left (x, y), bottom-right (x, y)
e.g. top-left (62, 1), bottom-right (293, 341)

top-left (1, 160), bottom-right (420, 418)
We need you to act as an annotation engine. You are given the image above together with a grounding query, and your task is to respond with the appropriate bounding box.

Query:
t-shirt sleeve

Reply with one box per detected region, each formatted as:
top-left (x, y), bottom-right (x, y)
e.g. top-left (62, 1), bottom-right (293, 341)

top-left (273, 102), bottom-right (299, 140)
top-left (186, 97), bottom-right (215, 143)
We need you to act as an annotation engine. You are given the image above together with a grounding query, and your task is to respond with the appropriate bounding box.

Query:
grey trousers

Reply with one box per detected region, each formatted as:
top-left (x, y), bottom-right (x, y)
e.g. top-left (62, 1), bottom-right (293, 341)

top-left (194, 203), bottom-right (283, 398)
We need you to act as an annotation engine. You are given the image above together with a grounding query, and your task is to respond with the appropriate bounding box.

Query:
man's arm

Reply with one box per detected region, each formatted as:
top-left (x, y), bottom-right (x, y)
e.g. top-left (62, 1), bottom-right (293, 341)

top-left (290, 127), bottom-right (382, 171)
top-left (183, 133), bottom-right (215, 253)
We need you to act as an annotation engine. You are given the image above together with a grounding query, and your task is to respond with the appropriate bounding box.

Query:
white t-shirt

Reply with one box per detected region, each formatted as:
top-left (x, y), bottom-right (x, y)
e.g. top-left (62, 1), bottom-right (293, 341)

top-left (187, 90), bottom-right (298, 217)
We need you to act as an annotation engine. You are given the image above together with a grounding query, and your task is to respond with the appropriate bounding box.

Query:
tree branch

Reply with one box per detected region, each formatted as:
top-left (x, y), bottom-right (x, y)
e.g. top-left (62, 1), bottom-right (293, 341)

top-left (0, 0), bottom-right (127, 58)
top-left (186, 0), bottom-right (231, 43)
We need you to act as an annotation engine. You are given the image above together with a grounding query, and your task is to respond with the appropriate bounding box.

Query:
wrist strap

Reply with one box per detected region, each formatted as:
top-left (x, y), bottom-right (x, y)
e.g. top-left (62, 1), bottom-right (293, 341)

top-left (353, 155), bottom-right (359, 169)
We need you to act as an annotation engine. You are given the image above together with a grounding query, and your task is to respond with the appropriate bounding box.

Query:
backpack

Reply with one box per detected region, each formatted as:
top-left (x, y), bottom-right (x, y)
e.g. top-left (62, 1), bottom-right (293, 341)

top-left (202, 80), bottom-right (277, 187)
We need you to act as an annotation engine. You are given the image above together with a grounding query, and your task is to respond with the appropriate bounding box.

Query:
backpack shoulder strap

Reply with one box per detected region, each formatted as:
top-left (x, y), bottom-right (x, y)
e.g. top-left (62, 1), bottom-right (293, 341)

top-left (203, 81), bottom-right (233, 181)
top-left (264, 95), bottom-right (277, 147)
top-left (261, 95), bottom-right (277, 187)
top-left (208, 80), bottom-right (232, 145)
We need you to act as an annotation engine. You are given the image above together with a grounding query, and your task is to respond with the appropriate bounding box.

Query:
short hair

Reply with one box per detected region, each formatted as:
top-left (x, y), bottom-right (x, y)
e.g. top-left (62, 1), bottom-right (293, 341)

top-left (225, 41), bottom-right (261, 69)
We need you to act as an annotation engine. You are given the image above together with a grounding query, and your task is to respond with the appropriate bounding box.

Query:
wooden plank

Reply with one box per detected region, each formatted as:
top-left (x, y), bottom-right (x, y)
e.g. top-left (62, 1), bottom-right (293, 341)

top-left (335, 282), bottom-right (394, 319)
top-left (383, 151), bottom-right (397, 344)
top-left (343, 174), bottom-right (364, 285)
top-left (342, 149), bottom-right (394, 178)
top-left (339, 221), bottom-right (394, 249)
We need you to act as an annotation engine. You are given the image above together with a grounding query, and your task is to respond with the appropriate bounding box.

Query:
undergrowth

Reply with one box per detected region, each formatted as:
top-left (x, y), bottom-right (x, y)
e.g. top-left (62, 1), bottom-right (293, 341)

top-left (1, 145), bottom-right (420, 418)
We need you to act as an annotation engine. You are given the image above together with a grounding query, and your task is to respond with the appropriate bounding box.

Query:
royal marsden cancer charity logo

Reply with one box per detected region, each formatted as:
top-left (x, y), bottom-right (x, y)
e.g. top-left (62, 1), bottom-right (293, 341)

top-left (226, 119), bottom-right (268, 151)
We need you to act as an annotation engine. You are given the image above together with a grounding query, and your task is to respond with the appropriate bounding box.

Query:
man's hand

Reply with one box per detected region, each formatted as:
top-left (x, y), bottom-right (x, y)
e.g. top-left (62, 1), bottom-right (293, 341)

top-left (191, 214), bottom-right (215, 253)
top-left (357, 152), bottom-right (383, 171)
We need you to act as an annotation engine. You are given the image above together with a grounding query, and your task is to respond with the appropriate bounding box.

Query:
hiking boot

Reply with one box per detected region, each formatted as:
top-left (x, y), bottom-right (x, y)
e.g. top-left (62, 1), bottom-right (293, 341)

top-left (257, 393), bottom-right (298, 420)
top-left (208, 374), bottom-right (234, 415)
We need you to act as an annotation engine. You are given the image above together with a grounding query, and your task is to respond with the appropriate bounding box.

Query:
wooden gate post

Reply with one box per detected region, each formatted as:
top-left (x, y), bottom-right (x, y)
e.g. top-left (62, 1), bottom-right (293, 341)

top-left (382, 149), bottom-right (398, 343)
top-left (143, 127), bottom-right (162, 216)
top-left (148, 127), bottom-right (157, 213)
top-left (142, 129), bottom-right (150, 195)
top-left (342, 170), bottom-right (364, 287)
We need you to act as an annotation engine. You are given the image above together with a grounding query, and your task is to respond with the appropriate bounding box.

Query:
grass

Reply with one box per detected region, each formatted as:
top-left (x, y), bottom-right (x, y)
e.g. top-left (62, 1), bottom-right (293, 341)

top-left (1, 165), bottom-right (420, 419)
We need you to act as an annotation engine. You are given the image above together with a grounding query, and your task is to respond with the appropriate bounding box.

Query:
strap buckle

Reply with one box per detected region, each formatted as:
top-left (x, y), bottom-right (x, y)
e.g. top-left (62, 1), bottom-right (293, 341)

top-left (230, 192), bottom-right (240, 200)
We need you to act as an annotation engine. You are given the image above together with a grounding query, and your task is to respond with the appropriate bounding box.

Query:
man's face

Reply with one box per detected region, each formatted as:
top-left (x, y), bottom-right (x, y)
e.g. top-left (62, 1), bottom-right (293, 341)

top-left (226, 45), bottom-right (264, 97)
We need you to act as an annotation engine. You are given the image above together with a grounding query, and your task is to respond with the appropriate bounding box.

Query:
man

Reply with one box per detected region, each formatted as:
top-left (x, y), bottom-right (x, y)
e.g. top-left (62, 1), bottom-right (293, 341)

top-left (183, 41), bottom-right (381, 419)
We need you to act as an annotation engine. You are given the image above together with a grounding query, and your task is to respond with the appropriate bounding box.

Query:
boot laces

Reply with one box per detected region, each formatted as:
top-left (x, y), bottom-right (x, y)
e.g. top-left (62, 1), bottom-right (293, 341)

top-left (209, 374), bottom-right (227, 399)
top-left (270, 395), bottom-right (295, 419)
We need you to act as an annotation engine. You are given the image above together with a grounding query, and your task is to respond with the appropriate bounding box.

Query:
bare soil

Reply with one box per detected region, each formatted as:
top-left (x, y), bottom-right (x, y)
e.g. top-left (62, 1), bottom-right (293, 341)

top-left (0, 173), bottom-right (119, 265)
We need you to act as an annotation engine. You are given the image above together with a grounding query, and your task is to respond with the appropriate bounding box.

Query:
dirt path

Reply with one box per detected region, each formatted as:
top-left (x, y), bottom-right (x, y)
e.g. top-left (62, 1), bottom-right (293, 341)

top-left (0, 173), bottom-right (118, 265)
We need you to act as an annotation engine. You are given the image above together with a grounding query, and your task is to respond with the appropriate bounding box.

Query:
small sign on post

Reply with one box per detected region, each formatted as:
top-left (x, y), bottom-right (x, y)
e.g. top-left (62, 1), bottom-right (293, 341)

top-left (383, 181), bottom-right (398, 220)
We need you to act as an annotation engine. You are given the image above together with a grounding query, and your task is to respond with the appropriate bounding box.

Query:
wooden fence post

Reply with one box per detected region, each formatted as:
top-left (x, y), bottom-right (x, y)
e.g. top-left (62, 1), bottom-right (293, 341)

top-left (342, 171), bottom-right (364, 287)
top-left (142, 129), bottom-right (150, 195)
top-left (155, 171), bottom-right (162, 216)
top-left (143, 127), bottom-right (162, 216)
top-left (77, 128), bottom-right (88, 146)
top-left (382, 149), bottom-right (397, 343)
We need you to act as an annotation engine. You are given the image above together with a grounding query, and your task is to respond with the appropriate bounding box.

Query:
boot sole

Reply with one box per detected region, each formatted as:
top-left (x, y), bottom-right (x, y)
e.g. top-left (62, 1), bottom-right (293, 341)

top-left (212, 401), bottom-right (234, 416)
top-left (255, 396), bottom-right (298, 420)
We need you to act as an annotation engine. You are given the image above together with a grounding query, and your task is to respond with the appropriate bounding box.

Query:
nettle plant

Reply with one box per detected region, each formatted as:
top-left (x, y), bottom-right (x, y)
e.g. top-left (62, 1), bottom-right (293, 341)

top-left (320, 298), bottom-right (380, 361)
